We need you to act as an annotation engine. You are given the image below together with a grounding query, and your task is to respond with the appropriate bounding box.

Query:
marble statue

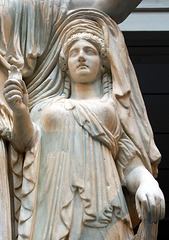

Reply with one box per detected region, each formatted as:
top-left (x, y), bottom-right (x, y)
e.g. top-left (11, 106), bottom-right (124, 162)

top-left (0, 0), bottom-right (165, 239)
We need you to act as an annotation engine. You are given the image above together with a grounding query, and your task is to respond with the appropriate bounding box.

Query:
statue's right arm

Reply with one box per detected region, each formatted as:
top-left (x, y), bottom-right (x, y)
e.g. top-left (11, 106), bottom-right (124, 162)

top-left (70, 0), bottom-right (142, 23)
top-left (3, 75), bottom-right (34, 153)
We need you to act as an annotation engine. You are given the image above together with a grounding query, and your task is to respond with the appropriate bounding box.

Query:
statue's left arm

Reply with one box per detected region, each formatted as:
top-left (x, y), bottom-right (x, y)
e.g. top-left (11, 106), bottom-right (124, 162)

top-left (70, 0), bottom-right (142, 23)
top-left (124, 155), bottom-right (165, 224)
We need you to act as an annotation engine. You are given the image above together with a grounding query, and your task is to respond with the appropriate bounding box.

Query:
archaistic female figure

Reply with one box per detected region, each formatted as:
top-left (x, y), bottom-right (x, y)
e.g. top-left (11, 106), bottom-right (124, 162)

top-left (3, 9), bottom-right (165, 240)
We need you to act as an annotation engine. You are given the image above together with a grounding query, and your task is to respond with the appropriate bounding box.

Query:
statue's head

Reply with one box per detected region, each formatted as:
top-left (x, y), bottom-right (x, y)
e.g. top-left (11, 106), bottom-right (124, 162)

top-left (59, 30), bottom-right (111, 98)
top-left (60, 32), bottom-right (108, 72)
top-left (67, 38), bottom-right (102, 85)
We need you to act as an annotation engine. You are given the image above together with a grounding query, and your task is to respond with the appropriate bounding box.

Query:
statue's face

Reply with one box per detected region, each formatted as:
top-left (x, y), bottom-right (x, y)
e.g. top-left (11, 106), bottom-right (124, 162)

top-left (68, 39), bottom-right (101, 84)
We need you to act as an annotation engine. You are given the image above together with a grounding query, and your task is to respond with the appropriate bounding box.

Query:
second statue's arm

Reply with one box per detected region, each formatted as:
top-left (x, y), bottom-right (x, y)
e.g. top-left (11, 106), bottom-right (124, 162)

top-left (3, 67), bottom-right (34, 153)
top-left (70, 0), bottom-right (142, 23)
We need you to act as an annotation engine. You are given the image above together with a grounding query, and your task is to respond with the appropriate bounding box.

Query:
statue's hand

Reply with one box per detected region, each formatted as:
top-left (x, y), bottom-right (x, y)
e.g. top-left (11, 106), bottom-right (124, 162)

top-left (4, 66), bottom-right (28, 114)
top-left (135, 179), bottom-right (165, 223)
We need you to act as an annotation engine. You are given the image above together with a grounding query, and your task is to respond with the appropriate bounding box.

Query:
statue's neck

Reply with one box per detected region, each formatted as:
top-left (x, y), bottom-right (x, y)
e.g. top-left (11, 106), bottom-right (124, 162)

top-left (70, 79), bottom-right (101, 100)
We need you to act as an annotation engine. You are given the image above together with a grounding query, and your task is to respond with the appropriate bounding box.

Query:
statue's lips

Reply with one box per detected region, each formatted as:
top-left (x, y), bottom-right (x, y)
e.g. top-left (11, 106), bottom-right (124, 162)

top-left (77, 64), bottom-right (88, 69)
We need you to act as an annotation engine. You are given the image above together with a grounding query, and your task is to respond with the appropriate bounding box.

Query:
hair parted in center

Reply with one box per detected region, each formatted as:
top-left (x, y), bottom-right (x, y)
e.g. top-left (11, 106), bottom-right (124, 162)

top-left (59, 32), bottom-right (109, 72)
top-left (59, 32), bottom-right (112, 99)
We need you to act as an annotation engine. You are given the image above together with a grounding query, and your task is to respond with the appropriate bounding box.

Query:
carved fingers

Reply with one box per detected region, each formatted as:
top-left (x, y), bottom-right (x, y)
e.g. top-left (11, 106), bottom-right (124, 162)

top-left (4, 77), bottom-right (28, 114)
top-left (135, 180), bottom-right (165, 224)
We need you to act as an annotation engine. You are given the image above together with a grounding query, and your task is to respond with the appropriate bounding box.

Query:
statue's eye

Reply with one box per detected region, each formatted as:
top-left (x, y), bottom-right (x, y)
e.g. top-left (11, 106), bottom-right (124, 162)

top-left (85, 47), bottom-right (97, 55)
top-left (69, 48), bottom-right (79, 57)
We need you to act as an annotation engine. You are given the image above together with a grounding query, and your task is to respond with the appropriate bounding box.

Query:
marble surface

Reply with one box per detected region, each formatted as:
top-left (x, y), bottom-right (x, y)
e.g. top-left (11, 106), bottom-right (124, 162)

top-left (0, 1), bottom-right (165, 239)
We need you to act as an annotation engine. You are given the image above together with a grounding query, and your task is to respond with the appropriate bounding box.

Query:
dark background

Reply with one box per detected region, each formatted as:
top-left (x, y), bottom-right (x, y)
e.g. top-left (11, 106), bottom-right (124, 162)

top-left (123, 31), bottom-right (169, 240)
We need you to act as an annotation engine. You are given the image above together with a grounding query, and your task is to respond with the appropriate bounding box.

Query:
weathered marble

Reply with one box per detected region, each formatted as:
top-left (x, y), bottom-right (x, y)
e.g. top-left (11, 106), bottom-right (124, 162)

top-left (0, 0), bottom-right (165, 239)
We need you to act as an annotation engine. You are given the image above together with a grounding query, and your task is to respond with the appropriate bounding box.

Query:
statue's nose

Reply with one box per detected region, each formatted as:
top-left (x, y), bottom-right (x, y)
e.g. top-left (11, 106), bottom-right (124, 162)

top-left (78, 50), bottom-right (86, 61)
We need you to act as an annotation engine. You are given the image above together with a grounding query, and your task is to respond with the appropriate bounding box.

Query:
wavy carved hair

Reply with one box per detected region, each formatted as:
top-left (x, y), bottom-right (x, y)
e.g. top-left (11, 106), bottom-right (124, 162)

top-left (59, 33), bottom-right (112, 99)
